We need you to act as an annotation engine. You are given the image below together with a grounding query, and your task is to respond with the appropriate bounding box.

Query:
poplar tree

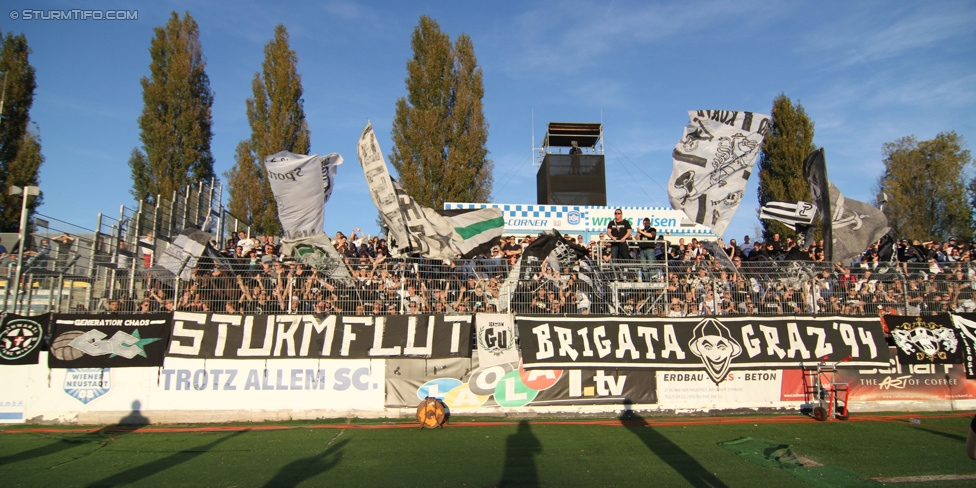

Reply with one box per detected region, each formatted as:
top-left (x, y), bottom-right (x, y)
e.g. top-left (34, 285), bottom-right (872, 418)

top-left (128, 12), bottom-right (215, 205)
top-left (390, 16), bottom-right (492, 208)
top-left (226, 24), bottom-right (309, 235)
top-left (878, 132), bottom-right (973, 241)
top-left (0, 29), bottom-right (44, 232)
top-left (756, 94), bottom-right (816, 242)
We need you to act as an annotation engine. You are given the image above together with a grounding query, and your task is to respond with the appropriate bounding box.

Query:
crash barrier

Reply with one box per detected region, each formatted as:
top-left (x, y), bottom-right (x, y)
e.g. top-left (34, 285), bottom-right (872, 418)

top-left (1, 311), bottom-right (974, 424)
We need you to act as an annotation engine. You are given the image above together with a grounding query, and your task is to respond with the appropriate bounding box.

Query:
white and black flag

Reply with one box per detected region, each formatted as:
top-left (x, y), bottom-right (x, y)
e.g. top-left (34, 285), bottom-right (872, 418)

top-left (827, 183), bottom-right (890, 264)
top-left (155, 228), bottom-right (211, 281)
top-left (669, 110), bottom-right (770, 237)
top-left (264, 150), bottom-right (343, 241)
top-left (803, 148), bottom-right (888, 263)
top-left (356, 121), bottom-right (503, 259)
top-left (759, 201), bottom-right (817, 230)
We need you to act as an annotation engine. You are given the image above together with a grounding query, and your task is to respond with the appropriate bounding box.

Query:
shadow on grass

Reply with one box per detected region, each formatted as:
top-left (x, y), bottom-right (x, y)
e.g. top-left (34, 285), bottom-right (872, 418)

top-left (620, 400), bottom-right (728, 488)
top-left (499, 420), bottom-right (542, 487)
top-left (0, 400), bottom-right (149, 467)
top-left (0, 433), bottom-right (104, 467)
top-left (261, 438), bottom-right (349, 488)
top-left (910, 425), bottom-right (967, 443)
top-left (85, 429), bottom-right (247, 488)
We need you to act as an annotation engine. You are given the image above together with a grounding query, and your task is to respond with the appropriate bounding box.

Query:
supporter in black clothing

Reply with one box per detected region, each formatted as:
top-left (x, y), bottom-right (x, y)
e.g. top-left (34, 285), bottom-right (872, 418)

top-left (606, 209), bottom-right (633, 261)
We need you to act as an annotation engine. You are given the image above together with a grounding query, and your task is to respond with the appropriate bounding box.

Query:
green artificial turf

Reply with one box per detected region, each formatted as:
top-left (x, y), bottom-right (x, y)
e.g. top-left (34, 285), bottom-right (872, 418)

top-left (0, 413), bottom-right (974, 487)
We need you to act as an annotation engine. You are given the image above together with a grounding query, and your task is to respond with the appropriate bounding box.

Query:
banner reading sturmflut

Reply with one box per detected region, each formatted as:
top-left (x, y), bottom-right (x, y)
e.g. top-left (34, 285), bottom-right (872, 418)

top-left (48, 313), bottom-right (172, 368)
top-left (517, 315), bottom-right (889, 385)
top-left (166, 312), bottom-right (473, 360)
top-left (668, 110), bottom-right (769, 236)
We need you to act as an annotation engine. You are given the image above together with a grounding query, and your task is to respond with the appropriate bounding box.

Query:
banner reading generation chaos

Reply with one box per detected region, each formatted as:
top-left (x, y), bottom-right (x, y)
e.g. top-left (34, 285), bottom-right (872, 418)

top-left (517, 315), bottom-right (890, 385)
top-left (166, 312), bottom-right (473, 360)
top-left (48, 313), bottom-right (172, 368)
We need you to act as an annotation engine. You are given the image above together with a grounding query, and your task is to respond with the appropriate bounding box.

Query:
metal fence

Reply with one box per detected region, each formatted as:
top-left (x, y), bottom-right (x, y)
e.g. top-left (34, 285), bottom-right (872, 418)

top-left (5, 236), bottom-right (973, 319)
top-left (3, 179), bottom-right (972, 317)
top-left (0, 179), bottom-right (254, 314)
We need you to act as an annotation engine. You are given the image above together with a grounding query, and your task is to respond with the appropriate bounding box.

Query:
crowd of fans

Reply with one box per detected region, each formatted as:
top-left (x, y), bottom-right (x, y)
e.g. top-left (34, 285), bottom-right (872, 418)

top-left (83, 228), bottom-right (976, 318)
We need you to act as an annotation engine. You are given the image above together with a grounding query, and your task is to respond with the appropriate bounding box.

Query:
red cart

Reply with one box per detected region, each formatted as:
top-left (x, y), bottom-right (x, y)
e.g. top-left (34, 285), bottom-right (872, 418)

top-left (802, 357), bottom-right (850, 421)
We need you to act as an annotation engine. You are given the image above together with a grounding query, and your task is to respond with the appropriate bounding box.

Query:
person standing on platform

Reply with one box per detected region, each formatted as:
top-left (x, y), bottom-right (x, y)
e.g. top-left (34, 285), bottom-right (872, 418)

top-left (637, 218), bottom-right (660, 280)
top-left (607, 209), bottom-right (633, 261)
top-left (569, 140), bottom-right (582, 175)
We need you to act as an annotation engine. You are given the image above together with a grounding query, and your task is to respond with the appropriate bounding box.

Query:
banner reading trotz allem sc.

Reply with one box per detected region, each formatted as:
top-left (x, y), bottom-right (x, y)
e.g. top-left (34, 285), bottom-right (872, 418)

top-left (668, 110), bottom-right (769, 236)
top-left (264, 150), bottom-right (343, 241)
top-left (517, 316), bottom-right (889, 385)
top-left (165, 312), bottom-right (473, 360)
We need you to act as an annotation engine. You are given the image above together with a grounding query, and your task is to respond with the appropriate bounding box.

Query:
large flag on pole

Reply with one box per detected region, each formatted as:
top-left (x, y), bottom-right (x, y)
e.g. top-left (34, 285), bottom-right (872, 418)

top-left (803, 148), bottom-right (889, 263)
top-left (803, 149), bottom-right (833, 260)
top-left (827, 182), bottom-right (890, 264)
top-left (668, 110), bottom-right (769, 236)
top-left (356, 121), bottom-right (503, 259)
top-left (263, 150), bottom-right (351, 281)
top-left (264, 151), bottom-right (343, 241)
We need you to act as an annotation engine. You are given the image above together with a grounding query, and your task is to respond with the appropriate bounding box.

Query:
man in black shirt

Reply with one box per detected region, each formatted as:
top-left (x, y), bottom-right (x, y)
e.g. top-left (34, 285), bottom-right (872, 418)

top-left (606, 208), bottom-right (633, 261)
top-left (636, 218), bottom-right (660, 280)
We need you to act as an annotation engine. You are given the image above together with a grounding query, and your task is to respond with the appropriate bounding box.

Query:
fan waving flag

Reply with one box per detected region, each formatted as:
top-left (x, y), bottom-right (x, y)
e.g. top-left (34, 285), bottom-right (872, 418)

top-left (803, 148), bottom-right (889, 263)
top-left (440, 208), bottom-right (505, 258)
top-left (827, 182), bottom-right (890, 264)
top-left (262, 150), bottom-right (351, 281)
top-left (668, 110), bottom-right (769, 236)
top-left (759, 201), bottom-right (817, 230)
top-left (803, 149), bottom-right (833, 260)
top-left (264, 151), bottom-right (343, 241)
top-left (356, 121), bottom-right (503, 259)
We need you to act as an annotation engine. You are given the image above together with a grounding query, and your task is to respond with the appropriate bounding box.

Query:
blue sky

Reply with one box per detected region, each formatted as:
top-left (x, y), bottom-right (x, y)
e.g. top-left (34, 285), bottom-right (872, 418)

top-left (7, 1), bottom-right (976, 242)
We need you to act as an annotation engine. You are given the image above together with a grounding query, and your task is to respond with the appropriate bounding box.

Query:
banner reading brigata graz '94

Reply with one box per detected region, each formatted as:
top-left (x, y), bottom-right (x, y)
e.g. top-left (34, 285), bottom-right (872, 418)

top-left (517, 316), bottom-right (890, 385)
top-left (48, 313), bottom-right (172, 368)
top-left (166, 312), bottom-right (473, 360)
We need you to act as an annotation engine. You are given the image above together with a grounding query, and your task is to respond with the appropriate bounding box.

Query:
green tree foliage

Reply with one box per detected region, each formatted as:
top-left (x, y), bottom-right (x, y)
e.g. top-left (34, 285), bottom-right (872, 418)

top-left (756, 94), bottom-right (816, 242)
top-left (877, 132), bottom-right (974, 242)
top-left (226, 24), bottom-right (309, 235)
top-left (0, 29), bottom-right (43, 233)
top-left (128, 12), bottom-right (215, 205)
top-left (390, 16), bottom-right (492, 208)
top-left (225, 141), bottom-right (264, 232)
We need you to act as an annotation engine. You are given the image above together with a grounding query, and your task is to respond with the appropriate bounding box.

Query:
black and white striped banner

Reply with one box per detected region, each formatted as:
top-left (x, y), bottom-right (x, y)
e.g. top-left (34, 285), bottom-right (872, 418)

top-left (759, 201), bottom-right (817, 229)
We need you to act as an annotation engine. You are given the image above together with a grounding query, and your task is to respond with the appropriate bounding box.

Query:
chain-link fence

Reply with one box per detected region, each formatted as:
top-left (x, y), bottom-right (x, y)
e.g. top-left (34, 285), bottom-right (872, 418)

top-left (3, 178), bottom-right (972, 317)
top-left (6, 236), bottom-right (974, 318)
